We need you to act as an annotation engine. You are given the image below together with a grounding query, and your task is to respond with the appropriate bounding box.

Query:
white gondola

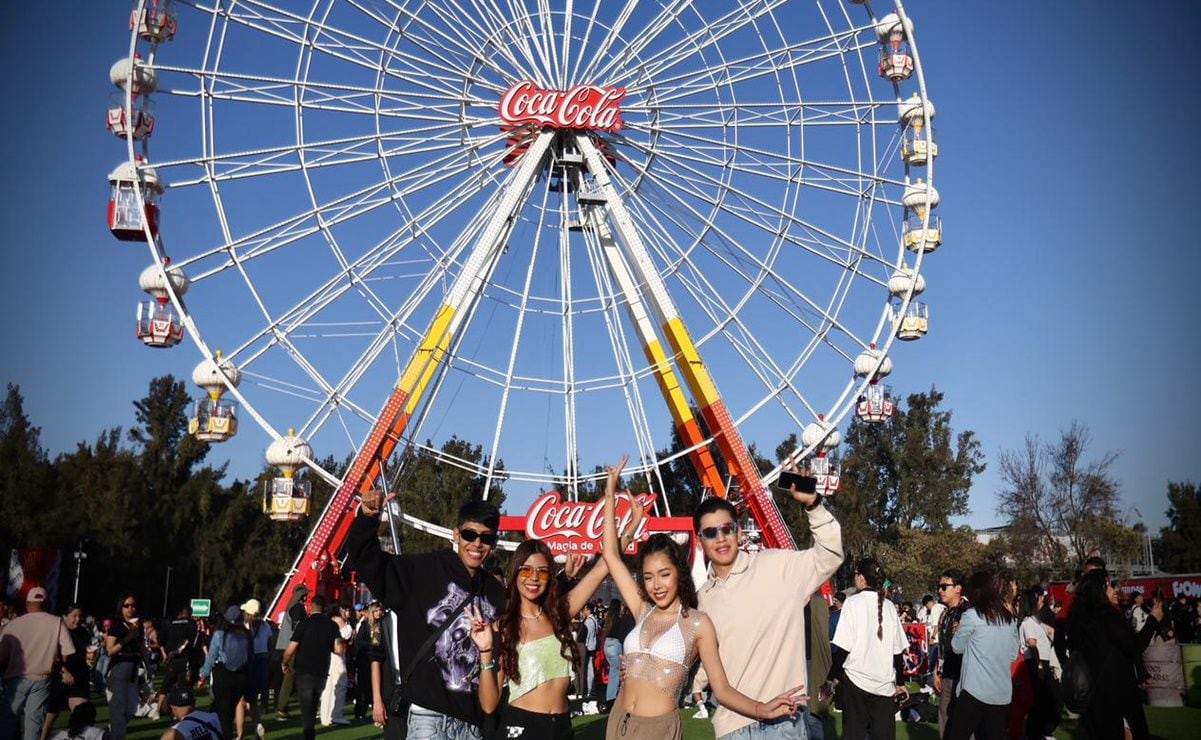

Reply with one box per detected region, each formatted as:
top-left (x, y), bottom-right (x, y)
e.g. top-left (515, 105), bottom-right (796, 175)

top-left (876, 13), bottom-right (915, 82)
top-left (264, 431), bottom-right (314, 521)
top-left (188, 352), bottom-right (241, 442)
top-left (130, 0), bottom-right (178, 44)
top-left (107, 92), bottom-right (155, 140)
top-left (107, 160), bottom-right (162, 242)
top-left (135, 261), bottom-right (187, 348)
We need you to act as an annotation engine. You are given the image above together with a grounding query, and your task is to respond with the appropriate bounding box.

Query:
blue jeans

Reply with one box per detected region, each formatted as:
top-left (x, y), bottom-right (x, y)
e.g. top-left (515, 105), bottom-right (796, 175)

top-left (719, 709), bottom-right (810, 740)
top-left (603, 638), bottom-right (622, 703)
top-left (107, 661), bottom-right (140, 740)
top-left (0, 676), bottom-right (51, 740)
top-left (407, 704), bottom-right (482, 740)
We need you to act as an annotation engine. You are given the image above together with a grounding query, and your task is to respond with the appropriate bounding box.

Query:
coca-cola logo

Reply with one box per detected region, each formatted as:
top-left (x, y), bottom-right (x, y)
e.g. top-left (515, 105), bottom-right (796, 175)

top-left (499, 81), bottom-right (625, 132)
top-left (524, 490), bottom-right (654, 555)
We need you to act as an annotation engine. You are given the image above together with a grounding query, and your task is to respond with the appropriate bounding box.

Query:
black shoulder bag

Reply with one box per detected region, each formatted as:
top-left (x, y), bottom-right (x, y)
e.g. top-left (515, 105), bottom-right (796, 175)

top-left (388, 579), bottom-right (482, 717)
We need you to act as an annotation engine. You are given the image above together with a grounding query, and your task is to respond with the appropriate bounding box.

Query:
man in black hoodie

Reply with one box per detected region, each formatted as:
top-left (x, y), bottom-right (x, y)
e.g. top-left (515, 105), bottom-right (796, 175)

top-left (347, 493), bottom-right (505, 739)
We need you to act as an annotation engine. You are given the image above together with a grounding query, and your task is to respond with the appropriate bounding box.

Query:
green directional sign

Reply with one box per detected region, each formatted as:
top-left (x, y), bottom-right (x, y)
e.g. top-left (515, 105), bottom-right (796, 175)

top-left (190, 598), bottom-right (211, 618)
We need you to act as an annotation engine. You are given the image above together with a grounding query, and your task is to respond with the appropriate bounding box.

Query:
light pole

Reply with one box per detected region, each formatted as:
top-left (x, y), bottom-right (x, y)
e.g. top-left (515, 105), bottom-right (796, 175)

top-left (163, 566), bottom-right (173, 617)
top-left (72, 538), bottom-right (88, 604)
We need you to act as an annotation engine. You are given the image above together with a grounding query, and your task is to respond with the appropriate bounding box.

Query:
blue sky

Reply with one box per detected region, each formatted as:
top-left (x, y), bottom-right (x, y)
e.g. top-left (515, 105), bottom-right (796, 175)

top-left (1, 1), bottom-right (1198, 535)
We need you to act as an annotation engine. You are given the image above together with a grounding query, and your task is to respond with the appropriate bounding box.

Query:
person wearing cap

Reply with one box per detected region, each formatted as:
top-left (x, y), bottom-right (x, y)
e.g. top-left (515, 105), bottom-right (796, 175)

top-left (271, 584), bottom-right (309, 720)
top-left (199, 606), bottom-right (254, 738)
top-left (157, 606), bottom-right (199, 720)
top-left (0, 587), bottom-right (76, 740)
top-left (160, 687), bottom-right (222, 740)
top-left (237, 599), bottom-right (270, 740)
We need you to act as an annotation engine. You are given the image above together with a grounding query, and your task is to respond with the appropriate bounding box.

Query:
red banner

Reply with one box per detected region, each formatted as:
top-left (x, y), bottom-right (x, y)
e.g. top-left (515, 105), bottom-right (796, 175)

top-left (1047, 575), bottom-right (1201, 605)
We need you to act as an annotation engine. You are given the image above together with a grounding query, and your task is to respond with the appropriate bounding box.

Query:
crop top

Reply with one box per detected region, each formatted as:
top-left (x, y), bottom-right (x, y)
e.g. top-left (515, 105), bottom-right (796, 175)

top-left (506, 635), bottom-right (575, 702)
top-left (622, 604), bottom-right (704, 699)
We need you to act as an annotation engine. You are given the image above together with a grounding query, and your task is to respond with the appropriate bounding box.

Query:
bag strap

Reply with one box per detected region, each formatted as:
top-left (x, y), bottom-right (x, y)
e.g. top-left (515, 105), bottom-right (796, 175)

top-left (397, 578), bottom-right (483, 686)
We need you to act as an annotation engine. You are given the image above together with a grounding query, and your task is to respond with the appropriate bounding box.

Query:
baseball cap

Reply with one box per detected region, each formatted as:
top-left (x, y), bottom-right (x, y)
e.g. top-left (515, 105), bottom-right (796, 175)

top-left (224, 605), bottom-right (243, 622)
top-left (168, 687), bottom-right (195, 707)
top-left (240, 599), bottom-right (261, 617)
top-left (26, 587), bottom-right (47, 603)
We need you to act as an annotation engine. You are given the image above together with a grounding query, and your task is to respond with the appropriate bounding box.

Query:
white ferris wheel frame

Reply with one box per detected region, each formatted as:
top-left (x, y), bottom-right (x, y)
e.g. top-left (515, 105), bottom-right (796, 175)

top-left (118, 0), bottom-right (938, 549)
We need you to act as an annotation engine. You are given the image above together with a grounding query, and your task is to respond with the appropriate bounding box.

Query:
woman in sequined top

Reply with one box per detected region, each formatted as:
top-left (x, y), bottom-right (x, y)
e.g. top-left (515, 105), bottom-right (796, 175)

top-left (597, 457), bottom-right (804, 740)
top-left (469, 498), bottom-right (647, 738)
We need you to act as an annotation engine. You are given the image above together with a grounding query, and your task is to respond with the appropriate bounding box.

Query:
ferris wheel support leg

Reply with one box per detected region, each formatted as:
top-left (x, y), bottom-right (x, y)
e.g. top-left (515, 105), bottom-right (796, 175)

top-left (583, 208), bottom-right (727, 500)
top-left (268, 132), bottom-right (556, 621)
top-left (575, 134), bottom-right (796, 550)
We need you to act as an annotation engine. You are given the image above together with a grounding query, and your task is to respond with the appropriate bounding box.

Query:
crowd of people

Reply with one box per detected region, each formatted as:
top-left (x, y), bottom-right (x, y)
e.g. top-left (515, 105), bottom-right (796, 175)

top-left (2, 464), bottom-right (1198, 739)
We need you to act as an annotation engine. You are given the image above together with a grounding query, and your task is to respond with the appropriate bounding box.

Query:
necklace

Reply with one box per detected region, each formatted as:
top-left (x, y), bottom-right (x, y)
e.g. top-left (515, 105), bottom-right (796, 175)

top-left (521, 608), bottom-right (543, 621)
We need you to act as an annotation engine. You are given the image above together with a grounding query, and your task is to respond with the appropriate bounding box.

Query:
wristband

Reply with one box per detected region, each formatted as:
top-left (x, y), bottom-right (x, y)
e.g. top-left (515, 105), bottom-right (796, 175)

top-left (805, 494), bottom-right (824, 511)
top-left (481, 661), bottom-right (496, 672)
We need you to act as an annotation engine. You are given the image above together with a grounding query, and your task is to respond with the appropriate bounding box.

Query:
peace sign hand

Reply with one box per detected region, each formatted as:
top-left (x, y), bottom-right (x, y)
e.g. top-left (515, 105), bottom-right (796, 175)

top-left (605, 456), bottom-right (629, 499)
top-left (466, 604), bottom-right (493, 653)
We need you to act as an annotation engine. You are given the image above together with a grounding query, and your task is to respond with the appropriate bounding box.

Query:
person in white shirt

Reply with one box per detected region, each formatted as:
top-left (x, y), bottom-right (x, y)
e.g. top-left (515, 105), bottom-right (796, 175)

top-left (160, 688), bottom-right (222, 740)
top-left (831, 559), bottom-right (908, 740)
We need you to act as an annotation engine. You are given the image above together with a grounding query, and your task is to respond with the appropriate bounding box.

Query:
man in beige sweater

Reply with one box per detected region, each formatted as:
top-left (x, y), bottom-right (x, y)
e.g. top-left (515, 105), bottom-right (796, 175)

top-left (691, 484), bottom-right (843, 739)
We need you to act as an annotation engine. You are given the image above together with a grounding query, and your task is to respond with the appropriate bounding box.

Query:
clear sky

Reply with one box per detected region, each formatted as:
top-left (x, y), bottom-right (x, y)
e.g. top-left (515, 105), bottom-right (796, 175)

top-left (1, 1), bottom-right (1197, 535)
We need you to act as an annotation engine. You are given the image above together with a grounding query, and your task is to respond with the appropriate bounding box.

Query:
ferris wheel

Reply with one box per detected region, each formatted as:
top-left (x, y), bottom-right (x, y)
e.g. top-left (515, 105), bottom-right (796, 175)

top-left (108, 0), bottom-right (940, 615)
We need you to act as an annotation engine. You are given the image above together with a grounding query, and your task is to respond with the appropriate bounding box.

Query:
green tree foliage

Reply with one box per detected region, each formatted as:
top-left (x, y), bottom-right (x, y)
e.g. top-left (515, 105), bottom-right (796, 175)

top-left (876, 527), bottom-right (984, 600)
top-left (996, 422), bottom-right (1121, 568)
top-left (1158, 481), bottom-right (1201, 573)
top-left (0, 385), bottom-right (59, 547)
top-left (834, 387), bottom-right (985, 559)
top-left (385, 437), bottom-right (507, 555)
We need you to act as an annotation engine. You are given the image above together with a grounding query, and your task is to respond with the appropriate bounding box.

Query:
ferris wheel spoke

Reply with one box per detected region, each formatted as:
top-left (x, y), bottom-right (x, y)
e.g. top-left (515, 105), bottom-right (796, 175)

top-left (611, 160), bottom-right (884, 343)
top-left (625, 179), bottom-right (866, 366)
top-left (615, 136), bottom-right (894, 275)
top-left (182, 134), bottom-right (508, 280)
top-left (206, 0), bottom-right (477, 95)
top-left (386, 1), bottom-right (533, 89)
top-left (623, 26), bottom-right (872, 103)
top-left (628, 204), bottom-right (845, 426)
top-left (594, 0), bottom-right (786, 86)
top-left (574, 0), bottom-right (645, 87)
top-left (155, 64), bottom-right (471, 119)
top-left (635, 125), bottom-right (905, 204)
top-left (635, 101), bottom-right (892, 130)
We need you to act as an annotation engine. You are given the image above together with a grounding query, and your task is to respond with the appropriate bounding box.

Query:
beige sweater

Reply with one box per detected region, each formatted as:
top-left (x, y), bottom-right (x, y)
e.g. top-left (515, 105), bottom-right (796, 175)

top-left (693, 505), bottom-right (842, 738)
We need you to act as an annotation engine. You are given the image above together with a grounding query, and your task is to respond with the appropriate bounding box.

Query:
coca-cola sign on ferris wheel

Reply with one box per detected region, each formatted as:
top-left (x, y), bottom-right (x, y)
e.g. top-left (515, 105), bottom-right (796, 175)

top-left (498, 490), bottom-right (668, 557)
top-left (499, 81), bottom-right (626, 132)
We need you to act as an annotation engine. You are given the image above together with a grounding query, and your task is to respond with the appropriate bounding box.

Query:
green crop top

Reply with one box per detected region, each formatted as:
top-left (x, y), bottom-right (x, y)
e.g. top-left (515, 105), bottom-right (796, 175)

top-left (506, 634), bottom-right (575, 702)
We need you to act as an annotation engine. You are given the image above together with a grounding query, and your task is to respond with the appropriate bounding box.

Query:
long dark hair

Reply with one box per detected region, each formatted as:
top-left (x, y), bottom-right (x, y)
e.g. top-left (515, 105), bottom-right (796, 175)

top-left (496, 540), bottom-right (576, 684)
top-left (603, 598), bottom-right (622, 634)
top-left (855, 558), bottom-right (887, 640)
top-left (1068, 569), bottom-right (1117, 635)
top-left (637, 534), bottom-right (698, 613)
top-left (966, 571), bottom-right (1016, 625)
top-left (115, 592), bottom-right (137, 622)
top-left (1015, 587), bottom-right (1043, 622)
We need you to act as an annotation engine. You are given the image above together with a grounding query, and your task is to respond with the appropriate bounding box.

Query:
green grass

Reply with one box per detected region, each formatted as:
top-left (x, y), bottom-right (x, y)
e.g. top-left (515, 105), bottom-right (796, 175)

top-left (57, 689), bottom-right (1201, 738)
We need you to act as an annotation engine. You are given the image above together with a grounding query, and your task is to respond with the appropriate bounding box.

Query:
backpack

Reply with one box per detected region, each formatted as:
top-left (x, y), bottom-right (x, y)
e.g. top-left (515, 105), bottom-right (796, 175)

top-left (1060, 652), bottom-right (1091, 713)
top-left (219, 629), bottom-right (251, 672)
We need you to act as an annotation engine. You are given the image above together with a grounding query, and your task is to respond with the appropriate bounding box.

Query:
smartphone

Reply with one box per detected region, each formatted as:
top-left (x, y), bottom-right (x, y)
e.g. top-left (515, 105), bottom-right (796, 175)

top-left (776, 470), bottom-right (817, 493)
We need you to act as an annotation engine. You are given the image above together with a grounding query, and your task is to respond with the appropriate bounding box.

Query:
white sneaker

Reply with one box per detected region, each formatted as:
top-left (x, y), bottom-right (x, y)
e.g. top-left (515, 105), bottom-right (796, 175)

top-left (256, 723), bottom-right (266, 738)
top-left (582, 700), bottom-right (600, 715)
top-left (148, 707), bottom-right (160, 721)
top-left (693, 704), bottom-right (709, 719)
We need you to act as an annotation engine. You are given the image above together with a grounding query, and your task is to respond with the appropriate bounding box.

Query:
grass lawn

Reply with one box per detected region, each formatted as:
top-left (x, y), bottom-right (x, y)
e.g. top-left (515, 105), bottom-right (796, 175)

top-left (59, 690), bottom-right (1201, 738)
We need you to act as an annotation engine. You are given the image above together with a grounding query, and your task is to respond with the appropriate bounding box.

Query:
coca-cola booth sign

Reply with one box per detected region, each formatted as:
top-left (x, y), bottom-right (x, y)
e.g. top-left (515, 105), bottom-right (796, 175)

top-left (499, 81), bottom-right (626, 132)
top-left (499, 490), bottom-right (691, 556)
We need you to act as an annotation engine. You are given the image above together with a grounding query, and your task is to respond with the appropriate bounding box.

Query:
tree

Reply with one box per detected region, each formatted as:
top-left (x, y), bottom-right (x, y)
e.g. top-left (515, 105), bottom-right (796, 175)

top-left (0, 385), bottom-right (59, 546)
top-left (996, 421), bottom-right (1121, 568)
top-left (876, 527), bottom-right (984, 600)
top-left (834, 387), bottom-right (985, 558)
top-left (1159, 481), bottom-right (1201, 573)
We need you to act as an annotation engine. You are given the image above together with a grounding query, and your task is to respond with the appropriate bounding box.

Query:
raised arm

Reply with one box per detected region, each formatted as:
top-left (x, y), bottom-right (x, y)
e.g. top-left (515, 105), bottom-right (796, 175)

top-left (694, 614), bottom-right (802, 721)
top-left (568, 493), bottom-right (646, 615)
top-left (346, 490), bottom-right (406, 609)
top-left (601, 457), bottom-right (645, 611)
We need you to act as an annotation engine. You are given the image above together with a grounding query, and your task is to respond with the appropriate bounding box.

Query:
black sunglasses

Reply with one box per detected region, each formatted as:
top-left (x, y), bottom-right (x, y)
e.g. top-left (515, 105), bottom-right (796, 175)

top-left (937, 583), bottom-right (956, 591)
top-left (698, 522), bottom-right (737, 541)
top-left (459, 529), bottom-right (498, 547)
top-left (122, 602), bottom-right (137, 608)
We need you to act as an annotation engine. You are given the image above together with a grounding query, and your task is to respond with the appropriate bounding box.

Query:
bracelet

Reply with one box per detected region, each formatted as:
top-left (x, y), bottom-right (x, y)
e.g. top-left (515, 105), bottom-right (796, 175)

top-left (479, 648), bottom-right (492, 654)
top-left (480, 661), bottom-right (496, 672)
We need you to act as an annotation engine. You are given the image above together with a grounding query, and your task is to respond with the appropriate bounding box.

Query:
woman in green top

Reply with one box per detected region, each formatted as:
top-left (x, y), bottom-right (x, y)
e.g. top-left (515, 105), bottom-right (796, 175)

top-left (470, 501), bottom-right (645, 738)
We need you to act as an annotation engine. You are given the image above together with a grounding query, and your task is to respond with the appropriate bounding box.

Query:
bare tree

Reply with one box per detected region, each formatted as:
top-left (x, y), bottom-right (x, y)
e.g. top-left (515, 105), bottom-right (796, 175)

top-left (997, 422), bottom-right (1120, 567)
